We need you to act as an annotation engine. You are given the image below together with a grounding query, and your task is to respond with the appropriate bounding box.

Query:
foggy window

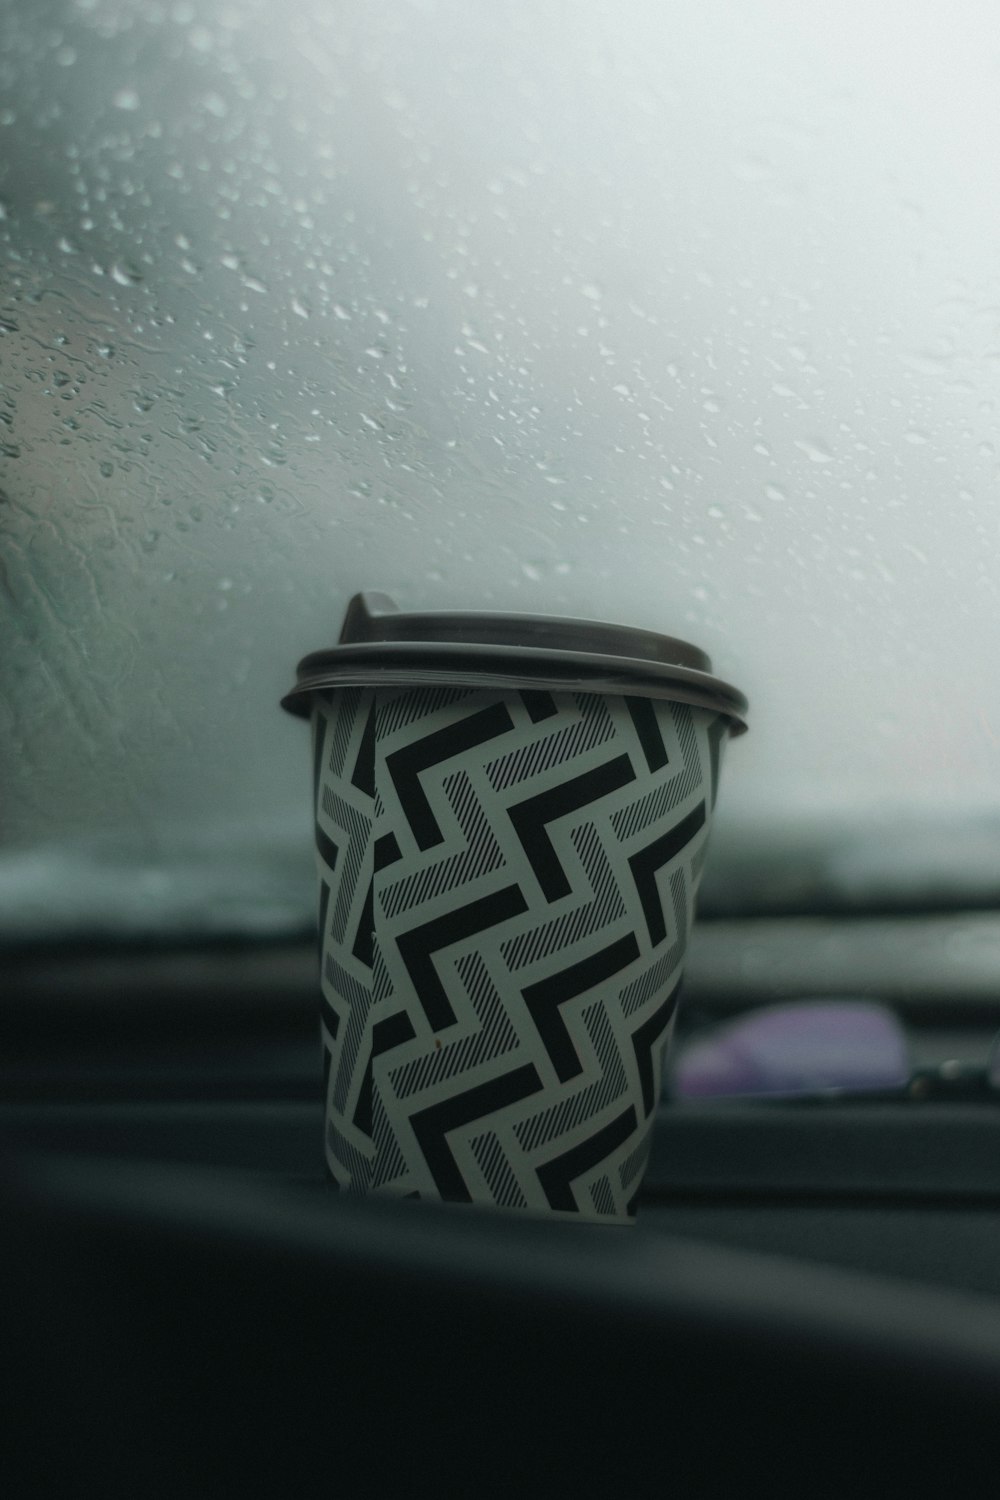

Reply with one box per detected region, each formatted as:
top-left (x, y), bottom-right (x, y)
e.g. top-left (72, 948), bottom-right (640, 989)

top-left (3, 0), bottom-right (1000, 936)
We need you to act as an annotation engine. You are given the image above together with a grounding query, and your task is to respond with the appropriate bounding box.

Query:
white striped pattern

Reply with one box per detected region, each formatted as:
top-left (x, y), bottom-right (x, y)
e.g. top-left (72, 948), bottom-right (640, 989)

top-left (380, 769), bottom-right (504, 919)
top-left (389, 949), bottom-right (520, 1101)
top-left (618, 874), bottom-right (687, 1019)
top-left (327, 953), bottom-right (373, 1114)
top-left (321, 787), bottom-right (371, 942)
top-left (315, 679), bottom-right (727, 1220)
top-left (514, 1000), bottom-right (625, 1153)
top-left (470, 1131), bottom-right (529, 1209)
top-left (326, 1118), bottom-right (372, 1189)
top-left (618, 1118), bottom-right (656, 1192)
top-left (500, 820), bottom-right (626, 972)
top-left (370, 1087), bottom-right (408, 1189)
top-left (591, 1176), bottom-right (615, 1215)
top-left (610, 704), bottom-right (700, 843)
top-left (327, 687), bottom-right (363, 778)
top-left (372, 942), bottom-right (393, 1005)
top-left (376, 685), bottom-right (472, 740)
top-left (484, 693), bottom-right (614, 791)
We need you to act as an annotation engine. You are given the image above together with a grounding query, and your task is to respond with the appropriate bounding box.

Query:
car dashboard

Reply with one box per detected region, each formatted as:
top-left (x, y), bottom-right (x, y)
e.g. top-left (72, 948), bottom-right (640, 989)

top-left (5, 918), bottom-right (1000, 1495)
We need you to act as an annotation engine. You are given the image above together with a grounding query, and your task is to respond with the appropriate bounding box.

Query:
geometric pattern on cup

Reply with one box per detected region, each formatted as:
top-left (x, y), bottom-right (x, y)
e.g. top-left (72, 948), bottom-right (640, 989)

top-left (313, 686), bottom-right (728, 1222)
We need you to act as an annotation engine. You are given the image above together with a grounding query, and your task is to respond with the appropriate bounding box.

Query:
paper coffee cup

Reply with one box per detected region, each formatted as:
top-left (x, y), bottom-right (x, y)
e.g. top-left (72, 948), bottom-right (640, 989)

top-left (282, 593), bottom-right (747, 1223)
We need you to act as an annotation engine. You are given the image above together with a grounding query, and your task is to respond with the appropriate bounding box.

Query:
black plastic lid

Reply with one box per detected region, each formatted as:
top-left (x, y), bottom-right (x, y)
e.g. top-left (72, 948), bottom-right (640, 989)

top-left (281, 592), bottom-right (748, 734)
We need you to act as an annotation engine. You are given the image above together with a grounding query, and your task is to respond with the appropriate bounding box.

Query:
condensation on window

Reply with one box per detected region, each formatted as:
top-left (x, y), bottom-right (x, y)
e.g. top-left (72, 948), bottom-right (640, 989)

top-left (2, 0), bottom-right (1000, 933)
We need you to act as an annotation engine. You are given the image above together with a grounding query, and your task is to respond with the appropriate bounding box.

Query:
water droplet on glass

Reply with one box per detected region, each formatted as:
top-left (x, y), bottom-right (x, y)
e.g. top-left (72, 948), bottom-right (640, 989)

top-left (111, 261), bottom-right (142, 287)
top-left (99, 460), bottom-right (114, 478)
top-left (794, 437), bottom-right (834, 463)
top-left (764, 483), bottom-right (787, 502)
top-left (112, 88), bottom-right (140, 112)
top-left (612, 383), bottom-right (632, 397)
top-left (904, 429), bottom-right (930, 445)
top-left (904, 351), bottom-right (953, 375)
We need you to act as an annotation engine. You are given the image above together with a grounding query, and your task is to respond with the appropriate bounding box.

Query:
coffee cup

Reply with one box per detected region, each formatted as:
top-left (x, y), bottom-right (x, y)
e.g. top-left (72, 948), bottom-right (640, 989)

top-left (282, 592), bottom-right (747, 1222)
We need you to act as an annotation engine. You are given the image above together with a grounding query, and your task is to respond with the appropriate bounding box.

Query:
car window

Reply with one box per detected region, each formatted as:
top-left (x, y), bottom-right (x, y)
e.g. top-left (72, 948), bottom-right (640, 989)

top-left (3, 0), bottom-right (1000, 941)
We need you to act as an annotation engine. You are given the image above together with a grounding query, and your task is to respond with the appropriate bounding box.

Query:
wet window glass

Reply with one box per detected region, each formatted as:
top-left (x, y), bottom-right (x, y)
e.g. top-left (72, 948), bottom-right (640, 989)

top-left (3, 0), bottom-right (1000, 938)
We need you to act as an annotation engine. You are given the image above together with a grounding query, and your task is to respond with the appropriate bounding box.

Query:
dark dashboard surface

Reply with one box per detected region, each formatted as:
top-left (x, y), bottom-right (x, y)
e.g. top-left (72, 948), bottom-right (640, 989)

top-left (6, 931), bottom-right (1000, 1293)
top-left (5, 929), bottom-right (1000, 1493)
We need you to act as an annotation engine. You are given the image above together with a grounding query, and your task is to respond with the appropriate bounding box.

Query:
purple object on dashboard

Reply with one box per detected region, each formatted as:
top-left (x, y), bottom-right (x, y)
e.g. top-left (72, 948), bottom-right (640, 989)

top-left (671, 1000), bottom-right (910, 1099)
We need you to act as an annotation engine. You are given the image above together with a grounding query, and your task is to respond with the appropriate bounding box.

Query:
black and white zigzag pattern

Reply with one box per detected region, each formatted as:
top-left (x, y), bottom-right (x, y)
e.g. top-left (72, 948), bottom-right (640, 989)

top-left (312, 685), bottom-right (728, 1222)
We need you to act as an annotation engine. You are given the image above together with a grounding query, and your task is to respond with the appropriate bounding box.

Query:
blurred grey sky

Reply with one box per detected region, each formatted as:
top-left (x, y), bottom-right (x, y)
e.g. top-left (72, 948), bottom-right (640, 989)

top-left (2, 0), bottom-right (1000, 903)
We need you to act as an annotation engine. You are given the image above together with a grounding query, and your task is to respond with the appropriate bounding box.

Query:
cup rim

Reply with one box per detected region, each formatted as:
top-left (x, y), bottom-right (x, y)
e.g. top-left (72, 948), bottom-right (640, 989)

top-left (280, 639), bottom-right (748, 733)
